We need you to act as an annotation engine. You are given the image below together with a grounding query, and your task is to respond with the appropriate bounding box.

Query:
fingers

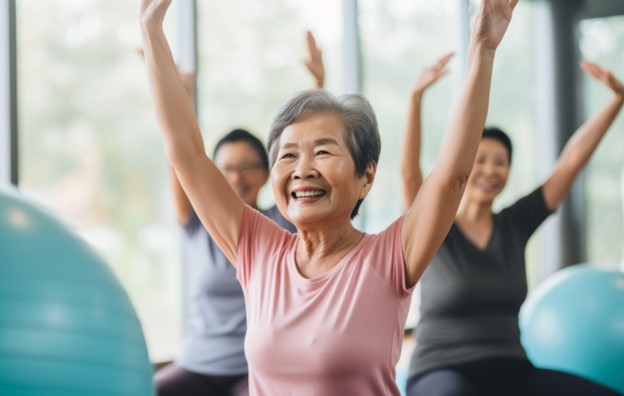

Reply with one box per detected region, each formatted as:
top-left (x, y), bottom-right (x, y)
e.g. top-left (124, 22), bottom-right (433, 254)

top-left (306, 31), bottom-right (318, 55)
top-left (432, 52), bottom-right (455, 72)
top-left (580, 60), bottom-right (608, 81)
top-left (580, 60), bottom-right (624, 95)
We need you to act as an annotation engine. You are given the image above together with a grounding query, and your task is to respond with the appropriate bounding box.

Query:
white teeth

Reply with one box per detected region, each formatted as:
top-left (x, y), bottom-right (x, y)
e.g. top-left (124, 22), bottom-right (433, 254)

top-left (294, 190), bottom-right (325, 198)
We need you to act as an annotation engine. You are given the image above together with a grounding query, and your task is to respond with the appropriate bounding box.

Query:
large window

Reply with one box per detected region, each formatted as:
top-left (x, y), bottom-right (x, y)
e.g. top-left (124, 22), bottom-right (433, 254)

top-left (580, 15), bottom-right (624, 269)
top-left (16, 0), bottom-right (180, 362)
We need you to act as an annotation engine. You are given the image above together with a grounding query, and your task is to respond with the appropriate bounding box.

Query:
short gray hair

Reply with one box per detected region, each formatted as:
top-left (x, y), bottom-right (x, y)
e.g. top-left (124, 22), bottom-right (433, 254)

top-left (267, 89), bottom-right (381, 218)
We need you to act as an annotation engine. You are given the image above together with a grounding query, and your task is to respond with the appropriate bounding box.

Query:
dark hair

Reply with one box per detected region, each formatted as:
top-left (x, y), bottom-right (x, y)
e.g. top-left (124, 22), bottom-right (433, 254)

top-left (267, 89), bottom-right (381, 219)
top-left (482, 127), bottom-right (513, 164)
top-left (213, 128), bottom-right (269, 171)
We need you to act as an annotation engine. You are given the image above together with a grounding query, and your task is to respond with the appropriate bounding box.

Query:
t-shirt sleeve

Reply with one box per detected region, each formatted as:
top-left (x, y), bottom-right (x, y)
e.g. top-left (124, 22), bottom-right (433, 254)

top-left (369, 215), bottom-right (414, 297)
top-left (236, 205), bottom-right (292, 289)
top-left (502, 186), bottom-right (553, 240)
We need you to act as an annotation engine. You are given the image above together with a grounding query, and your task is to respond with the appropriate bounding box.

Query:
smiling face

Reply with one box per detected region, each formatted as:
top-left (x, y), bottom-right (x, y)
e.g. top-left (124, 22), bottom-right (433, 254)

top-left (464, 138), bottom-right (511, 205)
top-left (271, 112), bottom-right (375, 228)
top-left (214, 141), bottom-right (269, 208)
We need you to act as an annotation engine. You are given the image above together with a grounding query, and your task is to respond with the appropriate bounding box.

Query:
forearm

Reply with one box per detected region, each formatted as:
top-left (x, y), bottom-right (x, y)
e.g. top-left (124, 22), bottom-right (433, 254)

top-left (141, 24), bottom-right (206, 167)
top-left (560, 95), bottom-right (624, 172)
top-left (433, 44), bottom-right (495, 183)
top-left (543, 95), bottom-right (623, 210)
top-left (400, 92), bottom-right (424, 210)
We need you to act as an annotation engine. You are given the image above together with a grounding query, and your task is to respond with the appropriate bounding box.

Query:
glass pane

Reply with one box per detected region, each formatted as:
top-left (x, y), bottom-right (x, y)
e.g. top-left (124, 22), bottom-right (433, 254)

top-left (580, 16), bottom-right (624, 270)
top-left (17, 0), bottom-right (180, 362)
top-left (196, 0), bottom-right (342, 208)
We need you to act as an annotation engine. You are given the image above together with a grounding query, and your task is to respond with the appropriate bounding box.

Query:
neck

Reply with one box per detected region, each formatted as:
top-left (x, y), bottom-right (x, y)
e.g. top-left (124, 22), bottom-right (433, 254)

top-left (457, 196), bottom-right (493, 224)
top-left (296, 221), bottom-right (364, 278)
top-left (296, 221), bottom-right (363, 265)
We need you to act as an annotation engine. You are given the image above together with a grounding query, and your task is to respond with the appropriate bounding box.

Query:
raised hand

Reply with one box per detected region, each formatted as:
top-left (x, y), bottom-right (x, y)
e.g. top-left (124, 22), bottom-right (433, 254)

top-left (473, 0), bottom-right (519, 51)
top-left (140, 0), bottom-right (173, 27)
top-left (412, 52), bottom-right (454, 95)
top-left (303, 31), bottom-right (325, 88)
top-left (581, 61), bottom-right (624, 97)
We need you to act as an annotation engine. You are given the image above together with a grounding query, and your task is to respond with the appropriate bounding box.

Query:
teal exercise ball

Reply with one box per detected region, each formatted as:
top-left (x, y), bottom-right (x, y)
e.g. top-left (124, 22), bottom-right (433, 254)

top-left (519, 264), bottom-right (624, 394)
top-left (0, 186), bottom-right (154, 396)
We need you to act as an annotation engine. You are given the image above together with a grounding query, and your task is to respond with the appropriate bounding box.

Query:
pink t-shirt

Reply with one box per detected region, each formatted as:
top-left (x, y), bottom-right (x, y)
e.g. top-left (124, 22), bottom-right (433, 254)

top-left (237, 206), bottom-right (414, 396)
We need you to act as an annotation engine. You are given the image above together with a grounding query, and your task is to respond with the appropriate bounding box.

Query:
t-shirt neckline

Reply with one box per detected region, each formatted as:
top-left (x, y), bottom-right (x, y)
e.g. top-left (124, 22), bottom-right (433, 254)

top-left (452, 214), bottom-right (498, 253)
top-left (288, 232), bottom-right (372, 284)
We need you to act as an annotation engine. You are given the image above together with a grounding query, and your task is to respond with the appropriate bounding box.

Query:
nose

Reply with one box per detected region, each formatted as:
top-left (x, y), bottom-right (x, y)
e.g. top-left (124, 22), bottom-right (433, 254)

top-left (225, 169), bottom-right (243, 186)
top-left (291, 155), bottom-right (318, 180)
top-left (480, 161), bottom-right (497, 176)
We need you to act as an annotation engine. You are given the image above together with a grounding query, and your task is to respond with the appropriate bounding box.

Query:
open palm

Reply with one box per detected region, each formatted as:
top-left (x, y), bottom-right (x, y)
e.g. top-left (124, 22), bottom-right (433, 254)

top-left (304, 31), bottom-right (325, 87)
top-left (412, 52), bottom-right (454, 94)
top-left (581, 61), bottom-right (624, 97)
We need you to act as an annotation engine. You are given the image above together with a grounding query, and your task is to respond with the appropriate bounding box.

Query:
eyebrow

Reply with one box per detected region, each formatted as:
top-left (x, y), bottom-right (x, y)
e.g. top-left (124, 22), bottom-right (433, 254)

top-left (280, 138), bottom-right (340, 150)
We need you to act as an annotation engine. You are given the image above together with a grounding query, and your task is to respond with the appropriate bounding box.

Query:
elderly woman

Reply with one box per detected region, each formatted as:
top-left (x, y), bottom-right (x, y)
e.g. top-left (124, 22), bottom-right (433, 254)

top-left (140, 0), bottom-right (518, 394)
top-left (400, 56), bottom-right (624, 395)
top-left (154, 32), bottom-right (323, 396)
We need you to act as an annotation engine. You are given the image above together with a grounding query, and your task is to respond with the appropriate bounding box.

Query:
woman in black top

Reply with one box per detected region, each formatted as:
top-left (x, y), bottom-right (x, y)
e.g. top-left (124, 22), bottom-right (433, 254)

top-left (401, 57), bottom-right (624, 396)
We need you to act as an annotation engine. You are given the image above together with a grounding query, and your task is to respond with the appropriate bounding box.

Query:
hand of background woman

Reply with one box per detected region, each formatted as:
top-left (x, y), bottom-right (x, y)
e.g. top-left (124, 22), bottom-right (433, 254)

top-left (303, 31), bottom-right (325, 89)
top-left (411, 52), bottom-right (454, 96)
top-left (581, 61), bottom-right (624, 98)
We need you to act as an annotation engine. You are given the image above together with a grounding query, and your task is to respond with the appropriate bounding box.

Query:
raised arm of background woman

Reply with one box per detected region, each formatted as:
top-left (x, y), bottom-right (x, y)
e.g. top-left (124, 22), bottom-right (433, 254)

top-left (542, 61), bottom-right (624, 211)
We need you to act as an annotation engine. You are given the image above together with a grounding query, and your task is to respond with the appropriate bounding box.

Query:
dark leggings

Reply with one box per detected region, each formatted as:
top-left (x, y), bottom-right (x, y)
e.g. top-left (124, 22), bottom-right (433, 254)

top-left (406, 357), bottom-right (621, 396)
top-left (154, 364), bottom-right (249, 396)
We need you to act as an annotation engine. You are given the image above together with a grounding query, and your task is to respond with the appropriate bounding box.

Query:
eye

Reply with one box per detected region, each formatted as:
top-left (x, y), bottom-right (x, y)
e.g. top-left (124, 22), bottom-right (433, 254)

top-left (280, 152), bottom-right (296, 160)
top-left (315, 150), bottom-right (330, 156)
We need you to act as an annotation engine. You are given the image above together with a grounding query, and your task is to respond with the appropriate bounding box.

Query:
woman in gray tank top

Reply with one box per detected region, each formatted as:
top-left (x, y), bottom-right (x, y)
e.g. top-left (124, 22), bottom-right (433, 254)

top-left (401, 56), bottom-right (624, 396)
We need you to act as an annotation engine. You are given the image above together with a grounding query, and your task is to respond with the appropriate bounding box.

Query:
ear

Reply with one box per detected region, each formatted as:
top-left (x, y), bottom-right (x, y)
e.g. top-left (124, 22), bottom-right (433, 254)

top-left (358, 162), bottom-right (377, 199)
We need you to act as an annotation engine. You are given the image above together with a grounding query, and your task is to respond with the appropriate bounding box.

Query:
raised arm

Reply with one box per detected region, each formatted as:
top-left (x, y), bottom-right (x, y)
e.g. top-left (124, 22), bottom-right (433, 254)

top-left (303, 31), bottom-right (325, 89)
top-left (400, 53), bottom-right (454, 211)
top-left (169, 70), bottom-right (197, 225)
top-left (542, 61), bottom-right (624, 211)
top-left (401, 0), bottom-right (518, 287)
top-left (140, 0), bottom-right (244, 263)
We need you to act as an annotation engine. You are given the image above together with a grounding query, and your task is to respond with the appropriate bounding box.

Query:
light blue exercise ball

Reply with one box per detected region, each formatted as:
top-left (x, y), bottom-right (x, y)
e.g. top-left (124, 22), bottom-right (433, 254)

top-left (519, 264), bottom-right (624, 394)
top-left (0, 185), bottom-right (154, 396)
